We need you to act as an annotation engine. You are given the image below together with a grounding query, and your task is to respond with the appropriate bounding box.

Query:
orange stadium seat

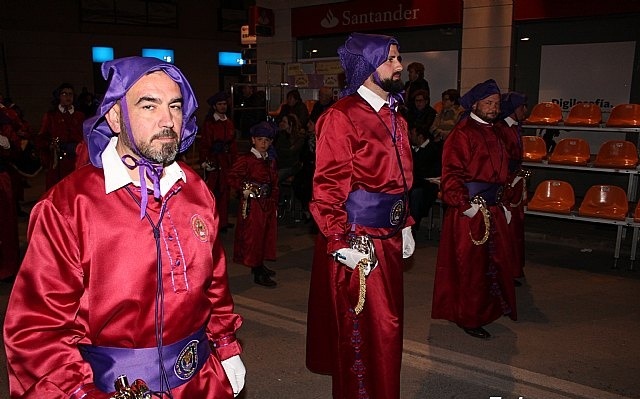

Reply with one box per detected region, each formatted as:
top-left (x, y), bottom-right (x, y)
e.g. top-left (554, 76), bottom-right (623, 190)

top-left (564, 103), bottom-right (602, 127)
top-left (524, 102), bottom-right (563, 125)
top-left (606, 104), bottom-right (640, 127)
top-left (522, 135), bottom-right (547, 162)
top-left (578, 185), bottom-right (628, 221)
top-left (594, 140), bottom-right (638, 169)
top-left (527, 180), bottom-right (575, 214)
top-left (548, 138), bottom-right (591, 165)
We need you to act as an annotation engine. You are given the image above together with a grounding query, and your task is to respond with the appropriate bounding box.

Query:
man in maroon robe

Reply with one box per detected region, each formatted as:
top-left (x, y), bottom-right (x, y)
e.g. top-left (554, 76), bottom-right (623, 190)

top-left (4, 57), bottom-right (245, 399)
top-left (431, 79), bottom-right (517, 339)
top-left (200, 91), bottom-right (237, 232)
top-left (499, 91), bottom-right (529, 284)
top-left (37, 83), bottom-right (85, 189)
top-left (306, 32), bottom-right (415, 399)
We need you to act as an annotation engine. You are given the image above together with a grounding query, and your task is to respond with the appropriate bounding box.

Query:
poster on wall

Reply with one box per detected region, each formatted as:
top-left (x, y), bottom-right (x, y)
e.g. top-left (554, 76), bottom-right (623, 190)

top-left (539, 41), bottom-right (635, 120)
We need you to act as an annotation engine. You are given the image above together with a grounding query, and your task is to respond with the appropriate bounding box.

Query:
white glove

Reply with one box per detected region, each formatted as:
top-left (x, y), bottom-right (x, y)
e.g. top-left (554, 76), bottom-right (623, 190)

top-left (510, 175), bottom-right (523, 188)
top-left (503, 205), bottom-right (512, 225)
top-left (463, 203), bottom-right (480, 218)
top-left (334, 248), bottom-right (372, 276)
top-left (221, 355), bottom-right (246, 397)
top-left (402, 226), bottom-right (415, 258)
top-left (0, 135), bottom-right (9, 149)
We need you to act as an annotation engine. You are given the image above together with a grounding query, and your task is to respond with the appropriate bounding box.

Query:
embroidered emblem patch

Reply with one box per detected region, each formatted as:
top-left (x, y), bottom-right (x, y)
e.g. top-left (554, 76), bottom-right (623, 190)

top-left (174, 339), bottom-right (199, 380)
top-left (390, 199), bottom-right (404, 226)
top-left (191, 214), bottom-right (209, 242)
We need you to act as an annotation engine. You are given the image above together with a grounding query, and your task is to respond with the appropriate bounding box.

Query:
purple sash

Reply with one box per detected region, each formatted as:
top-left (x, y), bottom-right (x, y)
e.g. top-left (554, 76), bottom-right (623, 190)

top-left (79, 326), bottom-right (210, 393)
top-left (346, 189), bottom-right (405, 228)
top-left (465, 182), bottom-right (502, 205)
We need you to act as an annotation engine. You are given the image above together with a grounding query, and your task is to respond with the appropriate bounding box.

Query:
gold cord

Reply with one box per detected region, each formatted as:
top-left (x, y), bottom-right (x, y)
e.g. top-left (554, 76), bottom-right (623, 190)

top-left (354, 259), bottom-right (368, 315)
top-left (469, 196), bottom-right (491, 246)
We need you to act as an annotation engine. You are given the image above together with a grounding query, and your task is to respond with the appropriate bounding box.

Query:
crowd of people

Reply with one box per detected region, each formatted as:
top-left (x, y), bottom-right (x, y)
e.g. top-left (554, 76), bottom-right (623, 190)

top-left (0, 32), bottom-right (531, 399)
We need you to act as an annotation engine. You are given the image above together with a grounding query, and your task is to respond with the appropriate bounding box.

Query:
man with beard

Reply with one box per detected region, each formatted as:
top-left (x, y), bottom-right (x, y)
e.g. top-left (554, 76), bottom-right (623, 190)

top-left (431, 79), bottom-right (517, 339)
top-left (306, 33), bottom-right (415, 399)
top-left (4, 57), bottom-right (246, 399)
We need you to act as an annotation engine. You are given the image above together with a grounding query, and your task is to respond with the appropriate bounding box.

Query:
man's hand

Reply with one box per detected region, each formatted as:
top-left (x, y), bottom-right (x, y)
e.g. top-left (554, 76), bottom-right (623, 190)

top-left (333, 248), bottom-right (373, 276)
top-left (402, 226), bottom-right (415, 258)
top-left (0, 135), bottom-right (10, 150)
top-left (221, 355), bottom-right (246, 397)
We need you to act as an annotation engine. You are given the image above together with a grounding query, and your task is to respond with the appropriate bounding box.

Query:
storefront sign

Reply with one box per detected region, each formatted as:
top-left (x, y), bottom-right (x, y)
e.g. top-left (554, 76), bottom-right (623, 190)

top-left (292, 0), bottom-right (461, 37)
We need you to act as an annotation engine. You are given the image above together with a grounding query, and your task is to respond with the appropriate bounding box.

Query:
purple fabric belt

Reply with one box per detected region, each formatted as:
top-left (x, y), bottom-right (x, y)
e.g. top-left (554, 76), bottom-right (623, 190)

top-left (465, 182), bottom-right (502, 205)
top-left (346, 189), bottom-right (405, 228)
top-left (79, 326), bottom-right (210, 393)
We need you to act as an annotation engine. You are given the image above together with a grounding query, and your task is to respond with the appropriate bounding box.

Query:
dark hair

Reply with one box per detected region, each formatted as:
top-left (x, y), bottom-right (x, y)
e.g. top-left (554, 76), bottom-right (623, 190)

top-left (407, 62), bottom-right (425, 78)
top-left (286, 89), bottom-right (302, 103)
top-left (413, 89), bottom-right (430, 104)
top-left (442, 89), bottom-right (460, 105)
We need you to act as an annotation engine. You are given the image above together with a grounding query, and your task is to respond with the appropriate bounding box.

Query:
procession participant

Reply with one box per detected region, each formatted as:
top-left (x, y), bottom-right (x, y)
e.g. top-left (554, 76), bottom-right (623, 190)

top-left (431, 79), bottom-right (517, 339)
top-left (36, 82), bottom-right (85, 189)
top-left (227, 121), bottom-right (279, 287)
top-left (4, 56), bottom-right (245, 399)
top-left (499, 91), bottom-right (529, 284)
top-left (306, 32), bottom-right (415, 399)
top-left (200, 91), bottom-right (237, 232)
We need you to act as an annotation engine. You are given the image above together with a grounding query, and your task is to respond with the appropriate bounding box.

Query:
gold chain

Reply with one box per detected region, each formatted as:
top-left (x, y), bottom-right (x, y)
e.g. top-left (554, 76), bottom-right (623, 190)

top-left (469, 196), bottom-right (491, 246)
top-left (353, 259), bottom-right (368, 315)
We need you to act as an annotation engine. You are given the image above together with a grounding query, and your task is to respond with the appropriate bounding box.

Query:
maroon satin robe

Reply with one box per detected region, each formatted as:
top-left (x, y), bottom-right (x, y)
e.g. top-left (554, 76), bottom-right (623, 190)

top-left (199, 116), bottom-right (237, 229)
top-left (306, 93), bottom-right (413, 399)
top-left (0, 170), bottom-right (19, 279)
top-left (432, 116), bottom-right (517, 329)
top-left (37, 108), bottom-right (85, 189)
top-left (4, 163), bottom-right (242, 399)
top-left (498, 120), bottom-right (526, 278)
top-left (227, 152), bottom-right (278, 267)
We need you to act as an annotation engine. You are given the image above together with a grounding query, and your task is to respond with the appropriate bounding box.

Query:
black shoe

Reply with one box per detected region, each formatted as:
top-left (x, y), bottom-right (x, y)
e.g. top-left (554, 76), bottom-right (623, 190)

top-left (514, 279), bottom-right (522, 287)
top-left (261, 264), bottom-right (276, 277)
top-left (252, 268), bottom-right (277, 287)
top-left (463, 327), bottom-right (491, 339)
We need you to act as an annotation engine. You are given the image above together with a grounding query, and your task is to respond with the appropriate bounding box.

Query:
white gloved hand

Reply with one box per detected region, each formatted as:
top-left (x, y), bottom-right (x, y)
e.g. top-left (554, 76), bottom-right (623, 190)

top-left (221, 355), bottom-right (246, 397)
top-left (0, 135), bottom-right (10, 150)
top-left (463, 203), bottom-right (480, 218)
top-left (333, 248), bottom-right (372, 276)
top-left (402, 226), bottom-right (415, 258)
top-left (503, 205), bottom-right (512, 225)
top-left (242, 189), bottom-right (253, 198)
top-left (510, 175), bottom-right (523, 188)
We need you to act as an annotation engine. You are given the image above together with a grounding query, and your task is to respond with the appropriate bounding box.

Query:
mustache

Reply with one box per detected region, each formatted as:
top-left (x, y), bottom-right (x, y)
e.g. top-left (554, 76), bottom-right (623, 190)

top-left (151, 129), bottom-right (179, 141)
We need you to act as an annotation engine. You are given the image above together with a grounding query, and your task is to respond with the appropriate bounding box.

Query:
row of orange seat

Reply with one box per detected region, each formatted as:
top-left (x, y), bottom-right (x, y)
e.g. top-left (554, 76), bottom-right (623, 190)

top-left (522, 136), bottom-right (638, 168)
top-left (525, 102), bottom-right (640, 127)
top-left (527, 181), bottom-right (635, 221)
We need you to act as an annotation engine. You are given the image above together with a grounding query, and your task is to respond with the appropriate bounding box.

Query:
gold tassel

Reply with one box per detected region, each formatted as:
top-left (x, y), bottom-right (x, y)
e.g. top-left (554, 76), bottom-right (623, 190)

top-left (353, 259), bottom-right (368, 315)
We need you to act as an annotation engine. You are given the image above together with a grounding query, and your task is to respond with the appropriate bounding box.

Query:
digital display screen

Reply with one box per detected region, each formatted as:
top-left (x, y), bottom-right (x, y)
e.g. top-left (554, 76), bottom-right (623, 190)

top-left (142, 48), bottom-right (174, 63)
top-left (92, 47), bottom-right (114, 63)
top-left (219, 51), bottom-right (244, 67)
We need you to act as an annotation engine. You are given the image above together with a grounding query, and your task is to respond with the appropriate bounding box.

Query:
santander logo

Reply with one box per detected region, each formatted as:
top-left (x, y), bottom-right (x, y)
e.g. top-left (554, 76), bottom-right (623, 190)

top-left (320, 9), bottom-right (340, 28)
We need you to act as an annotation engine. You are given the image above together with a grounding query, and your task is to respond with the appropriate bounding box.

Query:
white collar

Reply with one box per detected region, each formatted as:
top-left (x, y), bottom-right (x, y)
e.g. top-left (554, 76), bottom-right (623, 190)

top-left (250, 147), bottom-right (267, 159)
top-left (213, 113), bottom-right (227, 121)
top-left (101, 136), bottom-right (186, 195)
top-left (357, 85), bottom-right (387, 112)
top-left (470, 112), bottom-right (491, 125)
top-left (58, 104), bottom-right (75, 114)
top-left (504, 116), bottom-right (517, 127)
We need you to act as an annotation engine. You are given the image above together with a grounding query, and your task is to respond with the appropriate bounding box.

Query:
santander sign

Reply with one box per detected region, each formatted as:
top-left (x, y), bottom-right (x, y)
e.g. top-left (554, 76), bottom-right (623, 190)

top-left (292, 1), bottom-right (461, 37)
